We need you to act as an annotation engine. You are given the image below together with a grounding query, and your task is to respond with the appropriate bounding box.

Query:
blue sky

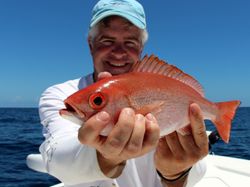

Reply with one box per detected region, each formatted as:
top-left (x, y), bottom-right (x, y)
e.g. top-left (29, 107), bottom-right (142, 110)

top-left (0, 0), bottom-right (249, 107)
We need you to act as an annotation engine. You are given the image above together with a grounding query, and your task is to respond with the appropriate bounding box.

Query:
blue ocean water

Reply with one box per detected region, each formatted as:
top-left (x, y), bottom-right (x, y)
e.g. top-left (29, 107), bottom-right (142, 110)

top-left (0, 107), bottom-right (249, 187)
top-left (0, 108), bottom-right (59, 187)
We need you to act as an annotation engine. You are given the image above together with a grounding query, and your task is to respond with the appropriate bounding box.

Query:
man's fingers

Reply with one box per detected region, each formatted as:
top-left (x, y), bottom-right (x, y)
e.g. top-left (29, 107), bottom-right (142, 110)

top-left (142, 113), bottom-right (160, 152)
top-left (102, 108), bottom-right (135, 157)
top-left (124, 114), bottom-right (145, 155)
top-left (78, 111), bottom-right (110, 146)
top-left (155, 137), bottom-right (172, 158)
top-left (97, 72), bottom-right (112, 81)
top-left (189, 103), bottom-right (208, 149)
top-left (165, 132), bottom-right (184, 156)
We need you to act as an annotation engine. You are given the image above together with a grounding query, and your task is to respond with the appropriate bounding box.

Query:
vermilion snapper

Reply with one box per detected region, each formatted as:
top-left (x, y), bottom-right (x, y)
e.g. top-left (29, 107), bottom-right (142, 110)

top-left (60, 55), bottom-right (240, 143)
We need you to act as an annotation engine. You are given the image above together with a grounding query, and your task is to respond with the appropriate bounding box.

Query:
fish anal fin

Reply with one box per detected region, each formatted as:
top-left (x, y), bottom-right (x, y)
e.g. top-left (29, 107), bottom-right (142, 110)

top-left (131, 55), bottom-right (204, 97)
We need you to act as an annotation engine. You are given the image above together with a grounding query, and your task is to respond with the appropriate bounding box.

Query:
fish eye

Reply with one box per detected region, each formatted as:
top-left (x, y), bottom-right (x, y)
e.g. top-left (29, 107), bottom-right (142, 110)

top-left (89, 92), bottom-right (107, 110)
top-left (93, 96), bottom-right (102, 106)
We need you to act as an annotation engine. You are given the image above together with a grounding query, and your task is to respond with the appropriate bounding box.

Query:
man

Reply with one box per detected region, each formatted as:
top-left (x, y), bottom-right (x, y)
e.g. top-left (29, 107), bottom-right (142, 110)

top-left (39, 0), bottom-right (208, 186)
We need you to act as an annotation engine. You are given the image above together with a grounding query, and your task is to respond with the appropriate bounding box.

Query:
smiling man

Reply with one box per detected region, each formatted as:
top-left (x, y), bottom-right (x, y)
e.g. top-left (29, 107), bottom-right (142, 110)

top-left (39, 0), bottom-right (208, 187)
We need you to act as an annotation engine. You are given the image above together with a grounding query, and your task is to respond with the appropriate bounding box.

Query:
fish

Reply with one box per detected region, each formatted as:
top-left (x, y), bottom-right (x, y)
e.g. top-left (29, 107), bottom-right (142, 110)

top-left (59, 55), bottom-right (240, 143)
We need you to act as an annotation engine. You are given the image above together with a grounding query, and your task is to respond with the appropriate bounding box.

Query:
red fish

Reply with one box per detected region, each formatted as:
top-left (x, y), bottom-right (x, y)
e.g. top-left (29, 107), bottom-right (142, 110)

top-left (60, 55), bottom-right (240, 143)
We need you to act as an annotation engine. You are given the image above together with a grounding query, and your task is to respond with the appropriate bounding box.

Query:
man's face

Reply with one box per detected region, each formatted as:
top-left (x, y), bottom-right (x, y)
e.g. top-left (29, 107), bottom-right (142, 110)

top-left (88, 16), bottom-right (143, 80)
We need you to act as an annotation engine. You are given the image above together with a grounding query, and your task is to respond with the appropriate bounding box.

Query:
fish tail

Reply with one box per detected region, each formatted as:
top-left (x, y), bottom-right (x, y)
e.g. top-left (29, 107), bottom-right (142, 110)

top-left (212, 100), bottom-right (241, 143)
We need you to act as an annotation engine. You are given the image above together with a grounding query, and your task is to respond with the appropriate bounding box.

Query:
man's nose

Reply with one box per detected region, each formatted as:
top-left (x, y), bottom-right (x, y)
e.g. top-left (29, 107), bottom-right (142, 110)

top-left (111, 44), bottom-right (127, 59)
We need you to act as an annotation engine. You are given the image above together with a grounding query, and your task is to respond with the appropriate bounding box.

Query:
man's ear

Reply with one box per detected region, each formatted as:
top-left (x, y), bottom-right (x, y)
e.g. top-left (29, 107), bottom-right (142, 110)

top-left (88, 37), bottom-right (93, 54)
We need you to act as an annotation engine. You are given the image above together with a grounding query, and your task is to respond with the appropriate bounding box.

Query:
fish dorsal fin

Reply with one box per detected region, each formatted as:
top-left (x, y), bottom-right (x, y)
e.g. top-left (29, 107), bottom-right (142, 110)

top-left (131, 54), bottom-right (204, 97)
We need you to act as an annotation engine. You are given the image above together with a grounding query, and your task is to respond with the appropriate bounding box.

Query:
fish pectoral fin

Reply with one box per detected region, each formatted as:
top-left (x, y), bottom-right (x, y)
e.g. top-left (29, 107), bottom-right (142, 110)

top-left (136, 101), bottom-right (165, 116)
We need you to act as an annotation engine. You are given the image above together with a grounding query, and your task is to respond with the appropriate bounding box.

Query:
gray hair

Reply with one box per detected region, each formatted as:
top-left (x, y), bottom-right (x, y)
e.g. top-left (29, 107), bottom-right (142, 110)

top-left (88, 21), bottom-right (148, 46)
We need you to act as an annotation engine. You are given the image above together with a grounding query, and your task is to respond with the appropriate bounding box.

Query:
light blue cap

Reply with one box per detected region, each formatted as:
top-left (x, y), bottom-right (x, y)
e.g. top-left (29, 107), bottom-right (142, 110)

top-left (90, 0), bottom-right (146, 29)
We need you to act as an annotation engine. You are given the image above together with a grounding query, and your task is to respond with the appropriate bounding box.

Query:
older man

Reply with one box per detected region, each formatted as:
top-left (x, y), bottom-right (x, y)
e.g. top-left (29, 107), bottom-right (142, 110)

top-left (39, 0), bottom-right (208, 186)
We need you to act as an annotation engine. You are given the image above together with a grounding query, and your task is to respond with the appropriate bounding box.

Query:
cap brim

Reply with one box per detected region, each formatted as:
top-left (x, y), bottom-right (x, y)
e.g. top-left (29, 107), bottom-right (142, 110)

top-left (90, 10), bottom-right (145, 29)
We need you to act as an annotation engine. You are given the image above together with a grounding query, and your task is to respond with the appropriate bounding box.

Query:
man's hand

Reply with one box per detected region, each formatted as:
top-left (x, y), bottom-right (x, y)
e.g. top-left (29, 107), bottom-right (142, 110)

top-left (154, 103), bottom-right (209, 186)
top-left (78, 109), bottom-right (160, 178)
top-left (77, 72), bottom-right (160, 178)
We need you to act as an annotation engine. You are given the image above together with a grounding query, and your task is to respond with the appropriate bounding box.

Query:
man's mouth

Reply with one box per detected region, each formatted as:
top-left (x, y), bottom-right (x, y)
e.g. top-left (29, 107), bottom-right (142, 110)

top-left (103, 59), bottom-right (133, 75)
top-left (106, 61), bottom-right (129, 67)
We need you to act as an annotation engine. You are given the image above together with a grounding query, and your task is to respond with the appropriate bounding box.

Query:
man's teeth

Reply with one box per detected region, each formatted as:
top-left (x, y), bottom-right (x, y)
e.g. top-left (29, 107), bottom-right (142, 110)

top-left (109, 62), bottom-right (127, 67)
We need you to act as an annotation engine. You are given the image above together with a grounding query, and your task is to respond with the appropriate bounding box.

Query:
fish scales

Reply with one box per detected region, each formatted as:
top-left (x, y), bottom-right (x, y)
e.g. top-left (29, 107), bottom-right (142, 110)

top-left (60, 55), bottom-right (241, 143)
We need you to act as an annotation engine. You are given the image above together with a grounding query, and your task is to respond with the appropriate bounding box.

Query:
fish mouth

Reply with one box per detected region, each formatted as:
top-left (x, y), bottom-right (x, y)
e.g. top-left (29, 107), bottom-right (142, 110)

top-left (59, 101), bottom-right (86, 125)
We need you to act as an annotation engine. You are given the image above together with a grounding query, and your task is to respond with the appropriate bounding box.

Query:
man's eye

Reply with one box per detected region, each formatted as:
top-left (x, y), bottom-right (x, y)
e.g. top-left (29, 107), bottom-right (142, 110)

top-left (101, 40), bottom-right (113, 46)
top-left (125, 41), bottom-right (137, 48)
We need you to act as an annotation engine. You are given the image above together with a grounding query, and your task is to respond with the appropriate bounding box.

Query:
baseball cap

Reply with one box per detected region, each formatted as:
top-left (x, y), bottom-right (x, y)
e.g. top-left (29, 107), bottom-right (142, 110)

top-left (90, 0), bottom-right (146, 29)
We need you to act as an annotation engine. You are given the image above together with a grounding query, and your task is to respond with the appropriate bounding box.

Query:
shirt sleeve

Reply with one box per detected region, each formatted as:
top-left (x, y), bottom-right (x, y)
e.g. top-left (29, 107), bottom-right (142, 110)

top-left (185, 158), bottom-right (207, 187)
top-left (38, 81), bottom-right (109, 185)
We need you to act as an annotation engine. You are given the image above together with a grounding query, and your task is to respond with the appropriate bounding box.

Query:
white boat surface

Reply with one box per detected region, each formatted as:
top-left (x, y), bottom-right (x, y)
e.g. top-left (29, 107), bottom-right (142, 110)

top-left (26, 152), bottom-right (250, 187)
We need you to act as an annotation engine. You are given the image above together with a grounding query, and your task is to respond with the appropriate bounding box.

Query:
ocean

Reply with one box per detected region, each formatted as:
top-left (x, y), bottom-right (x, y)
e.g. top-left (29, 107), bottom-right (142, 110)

top-left (0, 107), bottom-right (249, 187)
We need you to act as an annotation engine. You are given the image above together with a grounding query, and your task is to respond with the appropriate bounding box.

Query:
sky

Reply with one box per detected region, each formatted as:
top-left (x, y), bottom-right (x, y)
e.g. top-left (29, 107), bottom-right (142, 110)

top-left (0, 0), bottom-right (249, 107)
